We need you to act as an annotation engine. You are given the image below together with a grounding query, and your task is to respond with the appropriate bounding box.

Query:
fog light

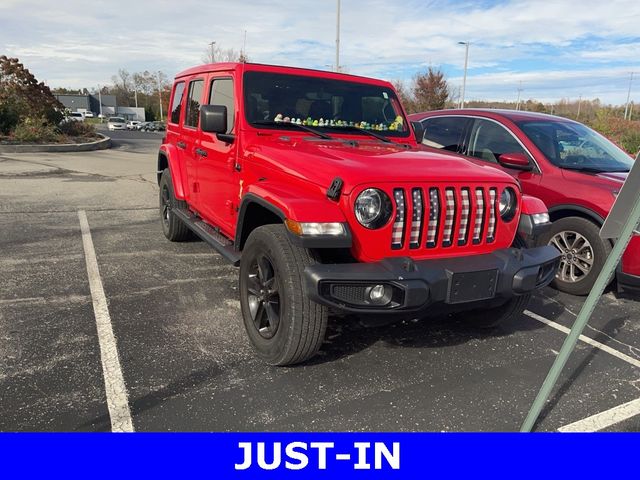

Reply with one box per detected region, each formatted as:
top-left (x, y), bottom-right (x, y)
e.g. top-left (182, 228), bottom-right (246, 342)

top-left (366, 284), bottom-right (392, 305)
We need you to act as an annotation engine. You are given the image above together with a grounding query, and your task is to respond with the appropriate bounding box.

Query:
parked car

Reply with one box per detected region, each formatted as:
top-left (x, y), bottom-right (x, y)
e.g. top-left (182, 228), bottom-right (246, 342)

top-left (84, 111), bottom-right (95, 118)
top-left (409, 109), bottom-right (639, 295)
top-left (64, 112), bottom-right (85, 122)
top-left (152, 121), bottom-right (166, 131)
top-left (126, 120), bottom-right (141, 130)
top-left (107, 116), bottom-right (126, 131)
top-left (157, 62), bottom-right (559, 365)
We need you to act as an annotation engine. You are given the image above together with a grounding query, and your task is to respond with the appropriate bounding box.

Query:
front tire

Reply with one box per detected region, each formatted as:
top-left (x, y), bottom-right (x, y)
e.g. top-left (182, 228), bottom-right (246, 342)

top-left (538, 216), bottom-right (611, 295)
top-left (239, 225), bottom-right (328, 366)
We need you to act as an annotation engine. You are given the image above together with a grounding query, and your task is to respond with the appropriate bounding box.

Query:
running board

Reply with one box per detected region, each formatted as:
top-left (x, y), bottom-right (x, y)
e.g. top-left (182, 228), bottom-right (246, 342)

top-left (172, 207), bottom-right (241, 266)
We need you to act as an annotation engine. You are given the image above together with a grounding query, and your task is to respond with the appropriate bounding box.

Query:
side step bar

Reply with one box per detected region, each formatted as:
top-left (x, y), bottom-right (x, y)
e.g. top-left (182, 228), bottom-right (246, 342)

top-left (172, 207), bottom-right (241, 266)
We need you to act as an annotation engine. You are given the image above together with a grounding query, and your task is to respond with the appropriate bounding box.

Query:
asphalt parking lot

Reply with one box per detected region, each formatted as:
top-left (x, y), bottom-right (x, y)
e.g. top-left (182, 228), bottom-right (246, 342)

top-left (1, 129), bottom-right (639, 432)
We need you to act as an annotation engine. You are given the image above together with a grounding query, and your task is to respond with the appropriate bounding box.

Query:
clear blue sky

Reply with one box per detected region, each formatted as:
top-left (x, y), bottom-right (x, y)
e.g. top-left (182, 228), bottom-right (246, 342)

top-left (1, 0), bottom-right (638, 104)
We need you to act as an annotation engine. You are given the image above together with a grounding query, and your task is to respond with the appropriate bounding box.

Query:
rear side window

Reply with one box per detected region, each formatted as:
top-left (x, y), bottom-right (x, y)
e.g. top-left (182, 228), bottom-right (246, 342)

top-left (169, 82), bottom-right (185, 124)
top-left (467, 118), bottom-right (529, 164)
top-left (422, 117), bottom-right (467, 152)
top-left (184, 79), bottom-right (204, 128)
top-left (208, 78), bottom-right (235, 133)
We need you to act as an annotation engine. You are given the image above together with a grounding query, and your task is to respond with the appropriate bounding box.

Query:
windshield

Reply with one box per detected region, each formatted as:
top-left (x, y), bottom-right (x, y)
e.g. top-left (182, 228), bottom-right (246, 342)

top-left (109, 117), bottom-right (125, 123)
top-left (517, 120), bottom-right (633, 172)
top-left (243, 71), bottom-right (409, 137)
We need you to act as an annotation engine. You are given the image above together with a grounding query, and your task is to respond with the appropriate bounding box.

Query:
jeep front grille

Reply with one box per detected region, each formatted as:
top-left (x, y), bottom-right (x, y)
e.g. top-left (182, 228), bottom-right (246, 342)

top-left (391, 186), bottom-right (499, 250)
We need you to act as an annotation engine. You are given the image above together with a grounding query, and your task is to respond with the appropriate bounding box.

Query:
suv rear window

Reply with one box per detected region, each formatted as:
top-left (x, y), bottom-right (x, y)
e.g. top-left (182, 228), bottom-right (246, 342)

top-left (170, 82), bottom-right (185, 124)
top-left (184, 79), bottom-right (204, 128)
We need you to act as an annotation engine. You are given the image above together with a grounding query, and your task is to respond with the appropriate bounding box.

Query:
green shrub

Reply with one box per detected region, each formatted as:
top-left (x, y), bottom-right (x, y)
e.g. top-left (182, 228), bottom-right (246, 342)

top-left (57, 120), bottom-right (97, 138)
top-left (12, 117), bottom-right (61, 143)
top-left (0, 101), bottom-right (20, 134)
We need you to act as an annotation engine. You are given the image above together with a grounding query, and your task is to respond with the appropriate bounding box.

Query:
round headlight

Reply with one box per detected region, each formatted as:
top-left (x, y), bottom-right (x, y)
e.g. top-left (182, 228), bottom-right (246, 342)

top-left (499, 188), bottom-right (517, 221)
top-left (355, 188), bottom-right (392, 229)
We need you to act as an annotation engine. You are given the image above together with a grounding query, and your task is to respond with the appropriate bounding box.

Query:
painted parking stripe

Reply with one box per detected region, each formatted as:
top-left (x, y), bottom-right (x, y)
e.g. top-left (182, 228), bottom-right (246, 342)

top-left (78, 210), bottom-right (134, 432)
top-left (524, 310), bottom-right (640, 369)
top-left (558, 397), bottom-right (640, 432)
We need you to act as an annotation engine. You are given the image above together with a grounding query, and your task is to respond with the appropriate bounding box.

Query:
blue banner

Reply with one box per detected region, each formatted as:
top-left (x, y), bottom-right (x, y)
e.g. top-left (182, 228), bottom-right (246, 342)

top-left (1, 433), bottom-right (637, 478)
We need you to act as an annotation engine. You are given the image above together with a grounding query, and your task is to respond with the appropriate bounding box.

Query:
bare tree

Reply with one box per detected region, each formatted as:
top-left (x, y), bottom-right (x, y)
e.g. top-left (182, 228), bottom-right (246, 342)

top-left (202, 44), bottom-right (248, 63)
top-left (392, 79), bottom-right (414, 113)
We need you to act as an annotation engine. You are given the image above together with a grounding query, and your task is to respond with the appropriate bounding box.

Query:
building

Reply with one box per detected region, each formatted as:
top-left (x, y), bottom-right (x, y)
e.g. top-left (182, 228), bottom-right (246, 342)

top-left (53, 93), bottom-right (144, 120)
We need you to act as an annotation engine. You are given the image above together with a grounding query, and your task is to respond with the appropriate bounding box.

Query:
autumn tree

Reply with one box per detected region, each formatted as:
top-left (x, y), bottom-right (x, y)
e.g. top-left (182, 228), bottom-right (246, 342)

top-left (0, 55), bottom-right (63, 134)
top-left (412, 67), bottom-right (450, 112)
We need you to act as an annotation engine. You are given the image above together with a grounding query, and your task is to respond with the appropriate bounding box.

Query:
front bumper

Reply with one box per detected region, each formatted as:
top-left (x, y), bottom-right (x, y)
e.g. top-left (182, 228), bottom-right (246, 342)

top-left (305, 246), bottom-right (560, 314)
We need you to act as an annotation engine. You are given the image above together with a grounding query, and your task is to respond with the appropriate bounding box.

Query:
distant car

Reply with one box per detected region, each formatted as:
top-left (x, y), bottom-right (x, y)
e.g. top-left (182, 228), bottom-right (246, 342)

top-left (126, 120), bottom-right (141, 130)
top-left (84, 112), bottom-right (95, 118)
top-left (409, 108), bottom-right (640, 295)
top-left (65, 112), bottom-right (85, 122)
top-left (107, 117), bottom-right (126, 131)
top-left (137, 122), bottom-right (152, 131)
top-left (152, 121), bottom-right (166, 132)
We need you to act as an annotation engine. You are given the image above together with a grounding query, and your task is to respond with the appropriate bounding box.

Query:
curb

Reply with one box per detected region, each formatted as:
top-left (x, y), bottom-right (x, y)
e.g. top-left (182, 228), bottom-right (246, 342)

top-left (0, 134), bottom-right (111, 153)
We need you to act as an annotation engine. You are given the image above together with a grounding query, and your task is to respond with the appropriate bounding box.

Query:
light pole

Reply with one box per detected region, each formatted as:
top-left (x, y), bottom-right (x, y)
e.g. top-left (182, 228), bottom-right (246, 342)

top-left (624, 72), bottom-right (634, 120)
top-left (157, 71), bottom-right (163, 121)
top-left (458, 41), bottom-right (469, 109)
top-left (577, 95), bottom-right (582, 119)
top-left (335, 0), bottom-right (341, 72)
top-left (209, 41), bottom-right (216, 63)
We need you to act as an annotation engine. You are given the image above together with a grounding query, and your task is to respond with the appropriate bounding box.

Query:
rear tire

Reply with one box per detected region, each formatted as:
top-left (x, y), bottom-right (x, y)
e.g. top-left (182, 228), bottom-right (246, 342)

top-left (239, 225), bottom-right (328, 366)
top-left (537, 216), bottom-right (611, 295)
top-left (159, 168), bottom-right (191, 242)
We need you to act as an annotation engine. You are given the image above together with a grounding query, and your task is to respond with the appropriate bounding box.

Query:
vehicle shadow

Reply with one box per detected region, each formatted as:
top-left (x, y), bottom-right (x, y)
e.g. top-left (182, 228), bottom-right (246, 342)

top-left (308, 306), bottom-right (548, 366)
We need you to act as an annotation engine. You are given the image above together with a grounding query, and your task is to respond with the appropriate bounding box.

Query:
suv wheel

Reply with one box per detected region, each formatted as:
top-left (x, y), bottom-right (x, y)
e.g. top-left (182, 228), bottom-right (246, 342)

top-left (239, 225), bottom-right (328, 366)
top-left (159, 169), bottom-right (191, 242)
top-left (538, 216), bottom-right (611, 295)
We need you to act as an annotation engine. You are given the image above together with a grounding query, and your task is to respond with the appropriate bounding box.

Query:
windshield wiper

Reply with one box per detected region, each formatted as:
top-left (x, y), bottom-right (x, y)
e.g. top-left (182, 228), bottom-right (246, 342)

top-left (336, 125), bottom-right (393, 143)
top-left (560, 165), bottom-right (610, 173)
top-left (252, 121), bottom-right (333, 140)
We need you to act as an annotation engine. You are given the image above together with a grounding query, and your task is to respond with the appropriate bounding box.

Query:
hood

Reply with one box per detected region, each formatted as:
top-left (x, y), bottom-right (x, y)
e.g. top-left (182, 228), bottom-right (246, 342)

top-left (245, 135), bottom-right (517, 193)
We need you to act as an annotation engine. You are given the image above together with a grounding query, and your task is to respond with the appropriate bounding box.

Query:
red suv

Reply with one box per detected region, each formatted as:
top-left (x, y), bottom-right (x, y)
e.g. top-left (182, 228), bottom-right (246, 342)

top-left (158, 64), bottom-right (560, 365)
top-left (410, 109), bottom-right (639, 295)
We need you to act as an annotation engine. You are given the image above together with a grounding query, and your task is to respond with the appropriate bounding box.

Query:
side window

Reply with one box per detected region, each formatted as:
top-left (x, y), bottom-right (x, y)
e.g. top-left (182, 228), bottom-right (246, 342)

top-left (208, 78), bottom-right (235, 133)
top-left (184, 79), bottom-right (204, 128)
top-left (169, 82), bottom-right (185, 124)
top-left (422, 117), bottom-right (467, 152)
top-left (467, 119), bottom-right (528, 164)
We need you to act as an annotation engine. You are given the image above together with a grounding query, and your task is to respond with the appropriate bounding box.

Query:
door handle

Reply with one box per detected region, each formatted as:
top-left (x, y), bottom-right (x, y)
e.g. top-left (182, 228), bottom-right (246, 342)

top-left (177, 141), bottom-right (186, 149)
top-left (195, 148), bottom-right (208, 157)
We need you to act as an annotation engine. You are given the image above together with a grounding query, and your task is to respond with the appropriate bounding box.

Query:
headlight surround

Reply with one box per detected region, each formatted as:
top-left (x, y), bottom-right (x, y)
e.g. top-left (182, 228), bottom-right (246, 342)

top-left (499, 187), bottom-right (517, 222)
top-left (354, 188), bottom-right (392, 229)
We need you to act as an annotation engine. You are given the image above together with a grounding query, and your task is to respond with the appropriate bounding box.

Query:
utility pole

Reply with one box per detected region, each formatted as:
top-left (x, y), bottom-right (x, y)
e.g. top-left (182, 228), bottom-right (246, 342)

top-left (577, 95), bottom-right (582, 119)
top-left (335, 0), bottom-right (341, 72)
top-left (98, 85), bottom-right (103, 119)
top-left (516, 81), bottom-right (523, 110)
top-left (157, 72), bottom-right (163, 121)
top-left (458, 41), bottom-right (469, 109)
top-left (242, 30), bottom-right (247, 60)
top-left (624, 72), bottom-right (634, 120)
top-left (209, 41), bottom-right (216, 63)
top-left (134, 83), bottom-right (138, 109)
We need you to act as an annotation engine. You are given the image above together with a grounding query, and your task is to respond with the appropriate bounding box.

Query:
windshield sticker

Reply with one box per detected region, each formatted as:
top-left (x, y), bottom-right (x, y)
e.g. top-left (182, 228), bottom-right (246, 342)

top-left (272, 113), bottom-right (406, 131)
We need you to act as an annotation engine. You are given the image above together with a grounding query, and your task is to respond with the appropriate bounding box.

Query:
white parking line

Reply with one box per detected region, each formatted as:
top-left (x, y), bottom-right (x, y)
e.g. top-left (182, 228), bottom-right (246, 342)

top-left (78, 210), bottom-right (134, 432)
top-left (558, 397), bottom-right (640, 432)
top-left (524, 310), bottom-right (640, 369)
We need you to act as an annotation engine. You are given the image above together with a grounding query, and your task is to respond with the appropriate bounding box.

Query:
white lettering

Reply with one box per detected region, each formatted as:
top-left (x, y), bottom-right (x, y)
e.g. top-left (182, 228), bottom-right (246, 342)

top-left (285, 442), bottom-right (309, 470)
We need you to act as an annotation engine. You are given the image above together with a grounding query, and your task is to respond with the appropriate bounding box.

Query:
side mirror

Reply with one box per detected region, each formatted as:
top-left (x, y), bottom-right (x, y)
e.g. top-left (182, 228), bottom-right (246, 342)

top-left (201, 105), bottom-right (227, 134)
top-left (411, 121), bottom-right (425, 144)
top-left (498, 152), bottom-right (533, 171)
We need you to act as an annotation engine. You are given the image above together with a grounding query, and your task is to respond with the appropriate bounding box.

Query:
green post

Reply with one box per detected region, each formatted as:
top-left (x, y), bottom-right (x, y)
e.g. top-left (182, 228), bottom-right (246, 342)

top-left (521, 192), bottom-right (640, 432)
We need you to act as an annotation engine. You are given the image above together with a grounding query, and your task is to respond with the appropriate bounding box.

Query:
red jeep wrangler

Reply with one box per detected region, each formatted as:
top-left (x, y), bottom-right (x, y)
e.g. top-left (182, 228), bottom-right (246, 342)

top-left (158, 63), bottom-right (560, 365)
